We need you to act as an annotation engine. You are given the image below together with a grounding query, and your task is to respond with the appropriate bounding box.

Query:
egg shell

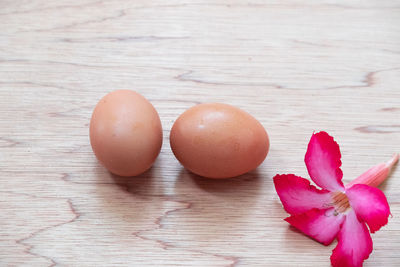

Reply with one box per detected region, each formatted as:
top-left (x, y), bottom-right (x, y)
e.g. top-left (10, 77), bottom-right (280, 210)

top-left (90, 90), bottom-right (162, 177)
top-left (170, 103), bottom-right (269, 178)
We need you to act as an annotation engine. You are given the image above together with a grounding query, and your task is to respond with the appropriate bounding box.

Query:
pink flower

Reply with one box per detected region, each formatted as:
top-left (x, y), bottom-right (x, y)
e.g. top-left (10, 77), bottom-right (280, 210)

top-left (273, 131), bottom-right (399, 267)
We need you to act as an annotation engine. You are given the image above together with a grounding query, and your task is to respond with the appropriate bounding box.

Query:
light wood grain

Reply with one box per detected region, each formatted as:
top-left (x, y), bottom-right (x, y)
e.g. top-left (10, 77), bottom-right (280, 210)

top-left (1, 0), bottom-right (399, 266)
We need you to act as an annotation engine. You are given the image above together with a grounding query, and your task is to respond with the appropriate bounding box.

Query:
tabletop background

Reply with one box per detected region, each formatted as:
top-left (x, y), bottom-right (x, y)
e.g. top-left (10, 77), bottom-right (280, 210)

top-left (1, 0), bottom-right (399, 266)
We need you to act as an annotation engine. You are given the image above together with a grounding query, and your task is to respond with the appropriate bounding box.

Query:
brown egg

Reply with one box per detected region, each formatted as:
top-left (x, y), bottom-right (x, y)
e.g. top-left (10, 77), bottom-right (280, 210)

top-left (170, 103), bottom-right (269, 178)
top-left (89, 90), bottom-right (162, 177)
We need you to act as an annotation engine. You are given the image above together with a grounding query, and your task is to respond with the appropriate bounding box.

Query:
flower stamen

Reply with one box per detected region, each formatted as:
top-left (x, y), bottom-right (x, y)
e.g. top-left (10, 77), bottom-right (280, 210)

top-left (332, 192), bottom-right (350, 213)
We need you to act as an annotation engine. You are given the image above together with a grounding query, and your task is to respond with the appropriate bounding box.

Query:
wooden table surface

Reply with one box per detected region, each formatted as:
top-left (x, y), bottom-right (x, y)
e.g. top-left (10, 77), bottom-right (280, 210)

top-left (1, 0), bottom-right (399, 266)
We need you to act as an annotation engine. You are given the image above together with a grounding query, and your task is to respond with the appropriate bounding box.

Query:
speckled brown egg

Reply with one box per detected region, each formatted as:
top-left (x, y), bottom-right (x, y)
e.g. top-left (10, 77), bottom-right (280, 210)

top-left (89, 90), bottom-right (162, 177)
top-left (170, 103), bottom-right (269, 178)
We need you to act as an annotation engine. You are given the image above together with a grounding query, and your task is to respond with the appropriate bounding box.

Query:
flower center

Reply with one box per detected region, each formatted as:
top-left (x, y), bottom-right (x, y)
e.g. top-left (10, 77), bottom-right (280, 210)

top-left (331, 192), bottom-right (350, 214)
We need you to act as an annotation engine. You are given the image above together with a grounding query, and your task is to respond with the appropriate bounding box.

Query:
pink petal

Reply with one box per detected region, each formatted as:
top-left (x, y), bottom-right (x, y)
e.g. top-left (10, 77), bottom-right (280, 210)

top-left (331, 210), bottom-right (373, 267)
top-left (285, 208), bottom-right (345, 245)
top-left (273, 174), bottom-right (332, 215)
top-left (346, 184), bottom-right (390, 233)
top-left (305, 131), bottom-right (344, 191)
top-left (346, 153), bottom-right (399, 188)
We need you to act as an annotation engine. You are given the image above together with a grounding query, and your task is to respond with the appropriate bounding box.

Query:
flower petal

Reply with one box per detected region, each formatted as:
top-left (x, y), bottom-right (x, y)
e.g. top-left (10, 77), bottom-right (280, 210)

top-left (345, 153), bottom-right (399, 188)
top-left (273, 174), bottom-right (332, 215)
top-left (285, 208), bottom-right (345, 245)
top-left (346, 184), bottom-right (390, 233)
top-left (305, 131), bottom-right (344, 191)
top-left (331, 209), bottom-right (373, 267)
